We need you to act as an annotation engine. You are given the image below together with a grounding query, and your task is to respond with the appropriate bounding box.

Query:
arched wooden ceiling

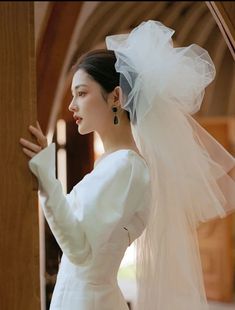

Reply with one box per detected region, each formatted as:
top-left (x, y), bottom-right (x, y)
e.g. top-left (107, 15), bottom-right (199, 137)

top-left (35, 1), bottom-right (235, 140)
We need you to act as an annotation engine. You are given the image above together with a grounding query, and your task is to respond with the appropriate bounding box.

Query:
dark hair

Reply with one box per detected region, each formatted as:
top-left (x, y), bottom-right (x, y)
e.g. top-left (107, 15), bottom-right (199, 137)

top-left (72, 49), bottom-right (130, 121)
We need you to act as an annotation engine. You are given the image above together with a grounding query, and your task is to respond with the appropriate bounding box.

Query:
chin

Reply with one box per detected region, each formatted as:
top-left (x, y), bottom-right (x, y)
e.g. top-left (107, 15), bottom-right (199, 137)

top-left (77, 126), bottom-right (93, 135)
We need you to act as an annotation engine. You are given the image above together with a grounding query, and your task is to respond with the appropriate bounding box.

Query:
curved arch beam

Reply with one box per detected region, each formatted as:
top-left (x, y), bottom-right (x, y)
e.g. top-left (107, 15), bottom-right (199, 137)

top-left (206, 2), bottom-right (235, 60)
top-left (37, 2), bottom-right (83, 135)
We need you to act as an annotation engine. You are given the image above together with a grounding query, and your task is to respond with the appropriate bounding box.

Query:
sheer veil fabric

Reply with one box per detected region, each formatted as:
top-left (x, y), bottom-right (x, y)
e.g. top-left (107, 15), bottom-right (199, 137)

top-left (106, 20), bottom-right (235, 310)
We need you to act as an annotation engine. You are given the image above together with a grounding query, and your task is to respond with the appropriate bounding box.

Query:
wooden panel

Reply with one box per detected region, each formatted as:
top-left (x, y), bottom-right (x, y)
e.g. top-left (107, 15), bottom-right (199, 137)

top-left (197, 118), bottom-right (235, 302)
top-left (0, 2), bottom-right (41, 310)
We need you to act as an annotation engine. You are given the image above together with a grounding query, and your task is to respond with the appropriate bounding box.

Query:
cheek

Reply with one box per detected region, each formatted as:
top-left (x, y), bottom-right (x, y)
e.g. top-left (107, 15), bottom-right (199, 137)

top-left (85, 97), bottom-right (110, 123)
top-left (79, 102), bottom-right (108, 134)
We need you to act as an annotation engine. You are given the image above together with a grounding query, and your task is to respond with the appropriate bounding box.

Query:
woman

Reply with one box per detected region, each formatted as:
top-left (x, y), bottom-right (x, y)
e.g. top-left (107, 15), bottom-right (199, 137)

top-left (19, 20), bottom-right (235, 310)
top-left (19, 38), bottom-right (152, 310)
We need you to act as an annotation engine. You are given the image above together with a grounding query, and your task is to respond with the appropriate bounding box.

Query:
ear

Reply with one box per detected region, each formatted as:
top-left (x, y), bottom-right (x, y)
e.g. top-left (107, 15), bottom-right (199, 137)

top-left (112, 86), bottom-right (124, 108)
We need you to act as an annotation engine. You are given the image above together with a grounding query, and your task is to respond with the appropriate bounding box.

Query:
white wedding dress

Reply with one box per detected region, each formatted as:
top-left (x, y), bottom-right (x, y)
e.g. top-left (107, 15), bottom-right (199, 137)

top-left (29, 143), bottom-right (151, 310)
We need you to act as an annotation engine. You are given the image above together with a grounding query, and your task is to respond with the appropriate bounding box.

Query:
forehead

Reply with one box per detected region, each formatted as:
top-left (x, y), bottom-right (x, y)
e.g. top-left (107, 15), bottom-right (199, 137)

top-left (71, 69), bottom-right (90, 91)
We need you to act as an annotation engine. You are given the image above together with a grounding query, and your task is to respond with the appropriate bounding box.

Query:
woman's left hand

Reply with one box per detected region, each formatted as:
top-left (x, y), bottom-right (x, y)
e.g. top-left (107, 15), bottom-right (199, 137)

top-left (19, 121), bottom-right (48, 159)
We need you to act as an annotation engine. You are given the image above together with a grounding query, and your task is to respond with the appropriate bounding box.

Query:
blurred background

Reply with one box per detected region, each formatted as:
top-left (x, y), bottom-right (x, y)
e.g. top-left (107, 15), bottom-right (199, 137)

top-left (0, 2), bottom-right (234, 309)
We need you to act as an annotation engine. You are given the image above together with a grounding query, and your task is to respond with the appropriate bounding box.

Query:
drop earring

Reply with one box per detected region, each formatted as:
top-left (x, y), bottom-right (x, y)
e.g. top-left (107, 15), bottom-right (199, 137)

top-left (112, 106), bottom-right (119, 125)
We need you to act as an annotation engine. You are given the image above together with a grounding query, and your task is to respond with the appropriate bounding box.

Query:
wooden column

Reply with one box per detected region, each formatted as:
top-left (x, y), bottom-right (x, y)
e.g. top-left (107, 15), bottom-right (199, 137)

top-left (0, 2), bottom-right (41, 310)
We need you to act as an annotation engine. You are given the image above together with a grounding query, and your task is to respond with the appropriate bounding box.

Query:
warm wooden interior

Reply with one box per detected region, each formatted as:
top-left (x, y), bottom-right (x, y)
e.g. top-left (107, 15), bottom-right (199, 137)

top-left (1, 2), bottom-right (234, 308)
top-left (0, 2), bottom-right (41, 309)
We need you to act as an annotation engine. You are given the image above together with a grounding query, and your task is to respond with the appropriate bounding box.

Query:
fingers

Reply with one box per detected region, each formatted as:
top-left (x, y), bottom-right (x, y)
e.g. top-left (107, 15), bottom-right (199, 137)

top-left (20, 121), bottom-right (48, 159)
top-left (22, 147), bottom-right (36, 158)
top-left (29, 123), bottom-right (48, 148)
top-left (36, 120), bottom-right (43, 132)
top-left (20, 138), bottom-right (42, 153)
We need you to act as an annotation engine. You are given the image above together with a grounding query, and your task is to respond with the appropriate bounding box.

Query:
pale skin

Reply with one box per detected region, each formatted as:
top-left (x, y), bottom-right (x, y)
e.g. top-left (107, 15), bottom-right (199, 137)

top-left (19, 69), bottom-right (140, 160)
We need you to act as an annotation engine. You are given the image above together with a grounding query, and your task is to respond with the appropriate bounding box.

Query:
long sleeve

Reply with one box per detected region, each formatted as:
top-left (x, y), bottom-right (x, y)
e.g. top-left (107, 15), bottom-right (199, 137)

top-left (28, 143), bottom-right (91, 265)
top-left (29, 144), bottom-right (151, 266)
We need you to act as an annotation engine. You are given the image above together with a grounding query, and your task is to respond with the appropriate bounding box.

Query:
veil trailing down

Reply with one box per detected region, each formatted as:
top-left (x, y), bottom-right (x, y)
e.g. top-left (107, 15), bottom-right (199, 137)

top-left (106, 20), bottom-right (235, 310)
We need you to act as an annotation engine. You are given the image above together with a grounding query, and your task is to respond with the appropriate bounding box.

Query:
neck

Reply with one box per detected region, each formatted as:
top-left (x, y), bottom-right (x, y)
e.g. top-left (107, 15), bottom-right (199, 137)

top-left (97, 119), bottom-right (138, 154)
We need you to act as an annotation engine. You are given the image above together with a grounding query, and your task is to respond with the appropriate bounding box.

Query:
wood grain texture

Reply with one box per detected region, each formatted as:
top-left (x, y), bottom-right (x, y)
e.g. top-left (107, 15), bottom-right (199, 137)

top-left (0, 2), bottom-right (41, 309)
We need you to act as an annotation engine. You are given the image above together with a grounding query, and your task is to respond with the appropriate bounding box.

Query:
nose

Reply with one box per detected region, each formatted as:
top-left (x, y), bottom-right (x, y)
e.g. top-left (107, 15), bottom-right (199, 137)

top-left (68, 97), bottom-right (78, 112)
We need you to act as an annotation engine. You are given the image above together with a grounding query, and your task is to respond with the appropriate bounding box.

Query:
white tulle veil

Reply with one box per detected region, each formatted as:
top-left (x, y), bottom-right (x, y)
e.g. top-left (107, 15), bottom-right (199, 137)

top-left (106, 20), bottom-right (235, 310)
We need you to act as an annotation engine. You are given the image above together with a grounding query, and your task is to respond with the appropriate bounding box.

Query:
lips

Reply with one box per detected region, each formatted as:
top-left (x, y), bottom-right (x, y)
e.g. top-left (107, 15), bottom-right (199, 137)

top-left (73, 115), bottom-right (83, 123)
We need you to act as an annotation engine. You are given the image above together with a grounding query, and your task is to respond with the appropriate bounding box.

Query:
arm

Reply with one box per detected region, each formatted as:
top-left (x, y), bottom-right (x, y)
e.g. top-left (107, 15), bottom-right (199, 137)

top-left (19, 122), bottom-right (91, 265)
top-left (29, 143), bottom-right (91, 265)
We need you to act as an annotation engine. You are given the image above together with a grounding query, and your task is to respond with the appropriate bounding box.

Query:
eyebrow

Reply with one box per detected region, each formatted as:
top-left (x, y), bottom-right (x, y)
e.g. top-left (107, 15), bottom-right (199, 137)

top-left (73, 84), bottom-right (87, 90)
top-left (75, 84), bottom-right (88, 89)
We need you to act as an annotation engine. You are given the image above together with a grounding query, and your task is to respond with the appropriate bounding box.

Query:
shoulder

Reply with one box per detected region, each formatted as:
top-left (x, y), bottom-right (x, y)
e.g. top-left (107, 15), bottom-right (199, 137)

top-left (91, 150), bottom-right (151, 191)
top-left (94, 149), bottom-right (149, 175)
top-left (78, 149), bottom-right (150, 189)
top-left (70, 150), bottom-right (151, 213)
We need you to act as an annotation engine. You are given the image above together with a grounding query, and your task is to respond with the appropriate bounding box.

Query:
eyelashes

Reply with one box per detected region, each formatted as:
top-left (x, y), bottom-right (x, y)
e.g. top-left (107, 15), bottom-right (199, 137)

top-left (78, 91), bottom-right (86, 97)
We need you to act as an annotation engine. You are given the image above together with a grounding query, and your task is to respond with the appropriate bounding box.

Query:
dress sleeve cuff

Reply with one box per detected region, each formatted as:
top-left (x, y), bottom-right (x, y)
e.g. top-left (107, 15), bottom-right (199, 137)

top-left (28, 143), bottom-right (56, 194)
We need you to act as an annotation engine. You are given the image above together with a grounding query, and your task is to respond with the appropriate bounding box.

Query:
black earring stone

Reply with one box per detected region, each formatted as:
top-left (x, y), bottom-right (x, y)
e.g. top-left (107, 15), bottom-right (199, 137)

top-left (112, 106), bottom-right (119, 125)
top-left (114, 115), bottom-right (119, 125)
